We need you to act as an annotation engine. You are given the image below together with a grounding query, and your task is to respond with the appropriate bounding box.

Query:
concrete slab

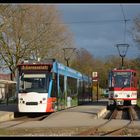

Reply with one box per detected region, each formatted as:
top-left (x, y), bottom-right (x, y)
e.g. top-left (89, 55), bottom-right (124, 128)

top-left (0, 104), bottom-right (18, 122)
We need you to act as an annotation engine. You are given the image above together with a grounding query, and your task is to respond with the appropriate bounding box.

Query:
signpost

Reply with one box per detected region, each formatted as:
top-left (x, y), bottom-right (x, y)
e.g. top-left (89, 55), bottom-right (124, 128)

top-left (92, 72), bottom-right (99, 102)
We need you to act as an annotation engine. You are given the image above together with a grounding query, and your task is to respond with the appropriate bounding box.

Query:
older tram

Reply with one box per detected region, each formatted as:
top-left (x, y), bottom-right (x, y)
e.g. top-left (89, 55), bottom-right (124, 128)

top-left (107, 68), bottom-right (138, 110)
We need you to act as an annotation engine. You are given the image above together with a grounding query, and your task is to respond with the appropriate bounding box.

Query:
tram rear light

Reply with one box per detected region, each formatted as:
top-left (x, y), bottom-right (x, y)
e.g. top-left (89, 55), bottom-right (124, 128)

top-left (132, 93), bottom-right (136, 96)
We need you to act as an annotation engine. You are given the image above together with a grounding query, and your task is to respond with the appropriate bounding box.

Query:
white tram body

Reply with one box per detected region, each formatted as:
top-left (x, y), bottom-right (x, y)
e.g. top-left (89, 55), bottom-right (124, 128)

top-left (17, 59), bottom-right (92, 113)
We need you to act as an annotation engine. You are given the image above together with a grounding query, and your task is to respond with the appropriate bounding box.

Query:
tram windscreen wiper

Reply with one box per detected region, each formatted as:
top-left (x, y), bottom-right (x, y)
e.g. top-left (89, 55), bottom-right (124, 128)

top-left (121, 85), bottom-right (125, 89)
top-left (19, 89), bottom-right (27, 93)
top-left (121, 83), bottom-right (127, 89)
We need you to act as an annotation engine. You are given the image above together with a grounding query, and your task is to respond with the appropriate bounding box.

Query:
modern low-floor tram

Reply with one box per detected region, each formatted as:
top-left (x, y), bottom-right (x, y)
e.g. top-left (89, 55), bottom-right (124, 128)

top-left (17, 59), bottom-right (92, 113)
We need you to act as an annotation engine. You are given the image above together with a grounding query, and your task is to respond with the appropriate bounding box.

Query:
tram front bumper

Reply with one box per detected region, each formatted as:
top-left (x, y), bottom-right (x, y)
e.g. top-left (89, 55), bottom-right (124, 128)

top-left (108, 99), bottom-right (124, 106)
top-left (116, 100), bottom-right (124, 105)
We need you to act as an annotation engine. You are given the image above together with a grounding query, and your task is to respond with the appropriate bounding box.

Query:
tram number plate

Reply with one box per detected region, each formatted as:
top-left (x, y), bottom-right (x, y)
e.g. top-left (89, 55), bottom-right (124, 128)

top-left (26, 102), bottom-right (38, 105)
top-left (116, 99), bottom-right (123, 102)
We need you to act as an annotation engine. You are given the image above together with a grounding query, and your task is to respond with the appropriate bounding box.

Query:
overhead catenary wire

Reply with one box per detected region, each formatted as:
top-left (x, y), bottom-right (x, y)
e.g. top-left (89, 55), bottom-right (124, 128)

top-left (45, 19), bottom-right (132, 25)
top-left (26, 6), bottom-right (132, 49)
top-left (120, 4), bottom-right (128, 43)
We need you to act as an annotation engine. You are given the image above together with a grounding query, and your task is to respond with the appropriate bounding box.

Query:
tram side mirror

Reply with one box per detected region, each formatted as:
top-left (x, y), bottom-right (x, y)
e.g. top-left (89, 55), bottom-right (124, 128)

top-left (106, 89), bottom-right (109, 93)
top-left (52, 72), bottom-right (55, 80)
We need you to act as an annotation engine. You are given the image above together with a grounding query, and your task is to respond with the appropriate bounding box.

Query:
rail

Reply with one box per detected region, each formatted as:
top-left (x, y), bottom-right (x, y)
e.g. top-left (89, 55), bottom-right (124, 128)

top-left (101, 106), bottom-right (135, 136)
top-left (79, 106), bottom-right (136, 136)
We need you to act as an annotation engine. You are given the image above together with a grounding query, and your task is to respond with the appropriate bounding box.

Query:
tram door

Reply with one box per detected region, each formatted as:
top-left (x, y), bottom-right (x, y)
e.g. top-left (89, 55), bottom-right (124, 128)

top-left (57, 74), bottom-right (65, 110)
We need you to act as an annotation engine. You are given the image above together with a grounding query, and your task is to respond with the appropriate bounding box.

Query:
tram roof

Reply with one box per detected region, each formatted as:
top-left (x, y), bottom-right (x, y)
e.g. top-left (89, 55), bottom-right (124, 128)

top-left (112, 69), bottom-right (136, 73)
top-left (17, 58), bottom-right (55, 66)
top-left (17, 59), bottom-right (91, 80)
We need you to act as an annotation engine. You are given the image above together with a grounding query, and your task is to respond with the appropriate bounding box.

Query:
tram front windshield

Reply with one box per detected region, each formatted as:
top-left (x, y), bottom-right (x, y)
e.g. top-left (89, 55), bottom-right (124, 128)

top-left (19, 72), bottom-right (50, 93)
top-left (112, 72), bottom-right (131, 88)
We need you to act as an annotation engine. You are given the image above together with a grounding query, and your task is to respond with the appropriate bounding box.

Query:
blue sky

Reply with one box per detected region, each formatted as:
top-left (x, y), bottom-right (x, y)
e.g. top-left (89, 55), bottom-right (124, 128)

top-left (56, 4), bottom-right (140, 59)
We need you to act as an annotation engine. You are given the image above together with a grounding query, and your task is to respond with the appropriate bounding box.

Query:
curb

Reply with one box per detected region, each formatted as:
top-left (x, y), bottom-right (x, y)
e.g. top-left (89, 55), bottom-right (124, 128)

top-left (97, 107), bottom-right (107, 118)
top-left (0, 112), bottom-right (15, 122)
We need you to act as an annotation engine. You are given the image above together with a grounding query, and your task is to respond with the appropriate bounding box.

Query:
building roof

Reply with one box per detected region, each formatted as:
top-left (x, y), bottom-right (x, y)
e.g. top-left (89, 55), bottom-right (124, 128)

top-left (0, 80), bottom-right (16, 84)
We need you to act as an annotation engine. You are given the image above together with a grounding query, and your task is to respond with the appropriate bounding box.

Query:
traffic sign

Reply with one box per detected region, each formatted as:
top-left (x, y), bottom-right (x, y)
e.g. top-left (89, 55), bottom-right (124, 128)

top-left (92, 72), bottom-right (98, 81)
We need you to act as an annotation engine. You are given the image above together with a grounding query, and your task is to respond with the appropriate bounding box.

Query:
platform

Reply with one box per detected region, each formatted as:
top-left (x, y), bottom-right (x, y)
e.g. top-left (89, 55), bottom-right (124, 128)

top-left (0, 100), bottom-right (108, 128)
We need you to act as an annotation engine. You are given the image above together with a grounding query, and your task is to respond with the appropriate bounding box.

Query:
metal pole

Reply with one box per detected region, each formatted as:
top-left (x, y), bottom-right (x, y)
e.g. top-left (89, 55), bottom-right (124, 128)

top-left (121, 57), bottom-right (124, 69)
top-left (66, 59), bottom-right (69, 67)
top-left (6, 83), bottom-right (9, 105)
top-left (97, 81), bottom-right (98, 103)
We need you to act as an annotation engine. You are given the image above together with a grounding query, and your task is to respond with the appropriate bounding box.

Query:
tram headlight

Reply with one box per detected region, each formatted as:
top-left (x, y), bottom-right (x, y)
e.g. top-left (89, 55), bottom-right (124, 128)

top-left (127, 94), bottom-right (130, 97)
top-left (115, 94), bottom-right (118, 97)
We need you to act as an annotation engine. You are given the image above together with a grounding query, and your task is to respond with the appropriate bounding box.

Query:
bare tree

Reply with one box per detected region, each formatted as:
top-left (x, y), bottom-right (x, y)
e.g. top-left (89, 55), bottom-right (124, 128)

top-left (71, 48), bottom-right (95, 76)
top-left (0, 4), bottom-right (74, 80)
top-left (132, 16), bottom-right (140, 52)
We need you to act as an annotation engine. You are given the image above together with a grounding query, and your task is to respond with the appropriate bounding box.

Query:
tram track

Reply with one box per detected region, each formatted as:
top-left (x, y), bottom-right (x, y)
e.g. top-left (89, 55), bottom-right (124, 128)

top-left (14, 113), bottom-right (50, 121)
top-left (78, 106), bottom-right (137, 136)
top-left (79, 108), bottom-right (118, 135)
top-left (101, 107), bottom-right (136, 136)
top-left (0, 113), bottom-right (50, 129)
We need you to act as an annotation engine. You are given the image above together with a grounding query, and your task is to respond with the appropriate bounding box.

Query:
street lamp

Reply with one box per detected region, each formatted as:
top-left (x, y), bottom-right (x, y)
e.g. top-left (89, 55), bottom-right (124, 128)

top-left (116, 44), bottom-right (129, 69)
top-left (63, 48), bottom-right (76, 67)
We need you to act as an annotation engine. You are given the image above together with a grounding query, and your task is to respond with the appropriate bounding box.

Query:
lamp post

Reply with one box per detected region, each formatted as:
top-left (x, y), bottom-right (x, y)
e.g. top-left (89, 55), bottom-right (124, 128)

top-left (63, 48), bottom-right (76, 67)
top-left (116, 44), bottom-right (129, 69)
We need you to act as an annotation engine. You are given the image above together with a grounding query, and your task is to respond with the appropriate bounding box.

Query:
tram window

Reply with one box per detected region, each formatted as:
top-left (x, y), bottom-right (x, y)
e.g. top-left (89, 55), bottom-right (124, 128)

top-left (84, 81), bottom-right (90, 93)
top-left (123, 78), bottom-right (130, 87)
top-left (113, 73), bottom-right (131, 88)
top-left (78, 80), bottom-right (83, 95)
top-left (67, 77), bottom-right (77, 97)
top-left (59, 75), bottom-right (64, 95)
top-left (51, 74), bottom-right (57, 97)
top-left (134, 73), bottom-right (136, 76)
top-left (19, 74), bottom-right (49, 93)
